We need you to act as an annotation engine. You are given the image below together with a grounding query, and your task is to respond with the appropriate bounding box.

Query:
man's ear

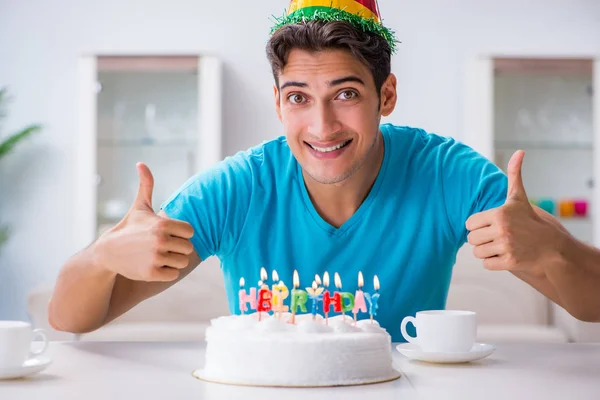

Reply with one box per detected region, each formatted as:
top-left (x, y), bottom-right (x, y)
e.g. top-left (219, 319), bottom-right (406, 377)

top-left (274, 85), bottom-right (282, 122)
top-left (379, 73), bottom-right (397, 117)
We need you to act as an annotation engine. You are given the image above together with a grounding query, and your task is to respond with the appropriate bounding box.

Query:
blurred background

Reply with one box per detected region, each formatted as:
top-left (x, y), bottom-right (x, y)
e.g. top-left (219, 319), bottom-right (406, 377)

top-left (1, 0), bottom-right (600, 343)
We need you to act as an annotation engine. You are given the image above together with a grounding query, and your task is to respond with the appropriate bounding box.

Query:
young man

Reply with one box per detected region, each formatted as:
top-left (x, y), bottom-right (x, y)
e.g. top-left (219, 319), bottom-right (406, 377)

top-left (49, 0), bottom-right (600, 342)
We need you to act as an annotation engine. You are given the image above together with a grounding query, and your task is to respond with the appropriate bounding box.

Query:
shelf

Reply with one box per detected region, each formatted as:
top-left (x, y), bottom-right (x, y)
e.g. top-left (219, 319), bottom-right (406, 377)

top-left (494, 140), bottom-right (593, 150)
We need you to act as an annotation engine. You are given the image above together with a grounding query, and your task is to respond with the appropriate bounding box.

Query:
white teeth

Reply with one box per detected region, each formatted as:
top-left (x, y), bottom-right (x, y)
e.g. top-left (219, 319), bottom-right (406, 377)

top-left (310, 140), bottom-right (350, 153)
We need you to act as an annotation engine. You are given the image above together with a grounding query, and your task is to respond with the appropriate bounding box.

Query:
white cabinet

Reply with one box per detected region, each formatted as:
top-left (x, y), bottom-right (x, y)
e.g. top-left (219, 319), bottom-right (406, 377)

top-left (464, 57), bottom-right (600, 246)
top-left (75, 55), bottom-right (222, 247)
top-left (494, 58), bottom-right (595, 244)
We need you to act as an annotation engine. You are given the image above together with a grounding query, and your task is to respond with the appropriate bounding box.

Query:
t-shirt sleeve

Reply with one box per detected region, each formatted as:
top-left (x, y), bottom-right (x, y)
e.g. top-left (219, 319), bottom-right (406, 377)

top-left (159, 152), bottom-right (253, 262)
top-left (439, 139), bottom-right (508, 247)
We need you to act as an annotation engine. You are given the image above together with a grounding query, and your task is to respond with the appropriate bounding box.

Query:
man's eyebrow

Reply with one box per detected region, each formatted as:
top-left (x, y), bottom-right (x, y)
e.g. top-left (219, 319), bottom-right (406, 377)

top-left (279, 76), bottom-right (365, 90)
top-left (280, 81), bottom-right (308, 90)
top-left (329, 76), bottom-right (365, 86)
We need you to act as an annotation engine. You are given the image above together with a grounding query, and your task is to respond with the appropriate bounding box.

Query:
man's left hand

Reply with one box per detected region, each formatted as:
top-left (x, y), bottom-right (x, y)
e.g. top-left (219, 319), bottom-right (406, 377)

top-left (465, 150), bottom-right (562, 277)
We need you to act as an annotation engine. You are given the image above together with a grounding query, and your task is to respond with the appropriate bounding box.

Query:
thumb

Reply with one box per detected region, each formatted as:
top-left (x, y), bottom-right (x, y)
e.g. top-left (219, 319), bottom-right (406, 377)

top-left (506, 150), bottom-right (528, 202)
top-left (133, 162), bottom-right (154, 211)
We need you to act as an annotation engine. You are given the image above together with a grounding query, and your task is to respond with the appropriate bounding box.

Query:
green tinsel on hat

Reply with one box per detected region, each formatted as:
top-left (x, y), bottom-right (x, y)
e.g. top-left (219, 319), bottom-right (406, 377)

top-left (270, 5), bottom-right (399, 54)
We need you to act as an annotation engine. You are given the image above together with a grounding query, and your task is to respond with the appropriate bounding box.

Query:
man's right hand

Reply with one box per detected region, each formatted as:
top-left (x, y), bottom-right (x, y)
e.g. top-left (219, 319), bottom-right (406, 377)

top-left (92, 162), bottom-right (195, 282)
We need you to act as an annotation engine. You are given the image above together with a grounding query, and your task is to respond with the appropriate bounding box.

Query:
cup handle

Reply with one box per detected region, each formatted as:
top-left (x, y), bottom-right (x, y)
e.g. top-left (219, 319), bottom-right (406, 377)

top-left (400, 316), bottom-right (418, 344)
top-left (30, 328), bottom-right (49, 357)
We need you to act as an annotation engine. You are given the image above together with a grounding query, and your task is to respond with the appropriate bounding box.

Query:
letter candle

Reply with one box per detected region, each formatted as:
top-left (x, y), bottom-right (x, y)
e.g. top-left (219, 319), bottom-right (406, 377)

top-left (352, 271), bottom-right (367, 325)
top-left (370, 275), bottom-right (380, 324)
top-left (271, 270), bottom-right (289, 320)
top-left (306, 280), bottom-right (324, 320)
top-left (238, 277), bottom-right (257, 314)
top-left (334, 274), bottom-right (356, 323)
top-left (257, 267), bottom-right (271, 321)
top-left (290, 270), bottom-right (307, 324)
top-left (334, 272), bottom-right (346, 323)
top-left (322, 272), bottom-right (331, 325)
top-left (322, 272), bottom-right (342, 321)
top-left (271, 270), bottom-right (280, 318)
top-left (277, 281), bottom-right (290, 320)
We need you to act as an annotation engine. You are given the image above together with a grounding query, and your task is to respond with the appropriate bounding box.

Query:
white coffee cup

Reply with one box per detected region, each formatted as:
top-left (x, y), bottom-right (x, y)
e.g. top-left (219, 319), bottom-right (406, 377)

top-left (400, 310), bottom-right (477, 353)
top-left (0, 321), bottom-right (49, 368)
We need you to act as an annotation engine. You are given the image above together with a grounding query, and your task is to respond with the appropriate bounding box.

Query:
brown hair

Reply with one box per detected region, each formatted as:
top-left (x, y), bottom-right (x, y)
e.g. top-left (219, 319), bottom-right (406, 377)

top-left (266, 20), bottom-right (392, 94)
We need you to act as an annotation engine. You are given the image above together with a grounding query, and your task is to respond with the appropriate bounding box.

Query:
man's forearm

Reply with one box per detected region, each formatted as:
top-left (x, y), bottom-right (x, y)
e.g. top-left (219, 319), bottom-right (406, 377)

top-left (48, 245), bottom-right (118, 334)
top-left (510, 269), bottom-right (564, 307)
top-left (544, 234), bottom-right (600, 322)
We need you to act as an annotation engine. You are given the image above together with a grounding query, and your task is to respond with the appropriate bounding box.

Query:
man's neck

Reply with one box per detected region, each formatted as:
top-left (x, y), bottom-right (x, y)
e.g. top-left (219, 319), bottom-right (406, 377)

top-left (303, 133), bottom-right (385, 228)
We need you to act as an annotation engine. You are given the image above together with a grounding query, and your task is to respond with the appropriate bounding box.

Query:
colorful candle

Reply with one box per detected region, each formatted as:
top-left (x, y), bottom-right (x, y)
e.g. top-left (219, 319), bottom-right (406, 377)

top-left (270, 270), bottom-right (280, 318)
top-left (365, 275), bottom-right (380, 324)
top-left (257, 267), bottom-right (269, 321)
top-left (306, 280), bottom-right (324, 320)
top-left (334, 273), bottom-right (354, 322)
top-left (290, 270), bottom-right (307, 324)
top-left (271, 270), bottom-right (289, 320)
top-left (257, 286), bottom-right (273, 315)
top-left (322, 272), bottom-right (331, 325)
top-left (323, 274), bottom-right (342, 312)
top-left (340, 292), bottom-right (355, 313)
top-left (323, 272), bottom-right (342, 318)
top-left (238, 277), bottom-right (257, 314)
top-left (352, 271), bottom-right (367, 324)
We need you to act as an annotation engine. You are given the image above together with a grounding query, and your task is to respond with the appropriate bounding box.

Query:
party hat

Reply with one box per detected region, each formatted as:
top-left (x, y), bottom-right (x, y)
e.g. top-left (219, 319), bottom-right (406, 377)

top-left (271, 0), bottom-right (398, 53)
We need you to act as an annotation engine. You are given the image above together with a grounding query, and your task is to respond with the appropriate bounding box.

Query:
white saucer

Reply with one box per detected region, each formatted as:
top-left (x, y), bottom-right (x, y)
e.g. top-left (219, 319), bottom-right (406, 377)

top-left (396, 343), bottom-right (496, 364)
top-left (0, 357), bottom-right (52, 380)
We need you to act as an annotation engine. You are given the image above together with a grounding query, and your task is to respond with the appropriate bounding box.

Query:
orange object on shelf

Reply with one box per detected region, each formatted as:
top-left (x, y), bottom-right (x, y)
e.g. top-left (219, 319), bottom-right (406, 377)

top-left (559, 200), bottom-right (575, 218)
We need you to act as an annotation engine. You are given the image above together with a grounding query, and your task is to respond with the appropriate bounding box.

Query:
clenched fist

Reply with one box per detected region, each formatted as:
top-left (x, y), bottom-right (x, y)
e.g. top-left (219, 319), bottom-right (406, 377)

top-left (466, 150), bottom-right (563, 278)
top-left (92, 163), bottom-right (195, 282)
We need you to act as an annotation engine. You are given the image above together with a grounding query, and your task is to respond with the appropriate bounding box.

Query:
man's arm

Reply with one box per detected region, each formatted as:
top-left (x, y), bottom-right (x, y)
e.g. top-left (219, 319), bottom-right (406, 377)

top-left (506, 206), bottom-right (569, 308)
top-left (467, 150), bottom-right (600, 323)
top-left (49, 164), bottom-right (199, 334)
top-left (103, 245), bottom-right (201, 327)
top-left (49, 213), bottom-right (201, 334)
top-left (534, 207), bottom-right (600, 322)
top-left (50, 149), bottom-right (253, 334)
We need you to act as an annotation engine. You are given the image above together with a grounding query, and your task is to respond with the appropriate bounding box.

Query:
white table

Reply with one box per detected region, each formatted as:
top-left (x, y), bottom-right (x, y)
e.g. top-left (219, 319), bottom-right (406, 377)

top-left (1, 342), bottom-right (599, 400)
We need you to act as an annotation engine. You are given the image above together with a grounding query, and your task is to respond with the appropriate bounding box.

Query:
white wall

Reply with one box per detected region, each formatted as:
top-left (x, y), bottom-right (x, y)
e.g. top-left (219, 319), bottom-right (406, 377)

top-left (0, 0), bottom-right (599, 321)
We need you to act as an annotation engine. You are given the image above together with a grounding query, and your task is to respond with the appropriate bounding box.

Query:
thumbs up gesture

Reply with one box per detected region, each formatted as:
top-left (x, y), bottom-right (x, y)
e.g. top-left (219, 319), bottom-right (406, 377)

top-left (131, 162), bottom-right (156, 213)
top-left (466, 150), bottom-right (561, 277)
top-left (93, 163), bottom-right (195, 282)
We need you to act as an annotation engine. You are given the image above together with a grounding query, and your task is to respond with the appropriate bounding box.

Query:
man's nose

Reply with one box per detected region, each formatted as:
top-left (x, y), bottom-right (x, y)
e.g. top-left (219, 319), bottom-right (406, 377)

top-left (307, 102), bottom-right (342, 139)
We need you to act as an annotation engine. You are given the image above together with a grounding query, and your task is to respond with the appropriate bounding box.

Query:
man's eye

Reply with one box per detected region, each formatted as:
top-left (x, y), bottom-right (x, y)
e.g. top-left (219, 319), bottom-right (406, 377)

top-left (288, 94), bottom-right (306, 104)
top-left (338, 90), bottom-right (358, 100)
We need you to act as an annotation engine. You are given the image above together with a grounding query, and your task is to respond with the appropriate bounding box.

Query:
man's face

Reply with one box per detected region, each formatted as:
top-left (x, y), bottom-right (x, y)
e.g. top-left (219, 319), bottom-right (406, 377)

top-left (274, 49), bottom-right (396, 185)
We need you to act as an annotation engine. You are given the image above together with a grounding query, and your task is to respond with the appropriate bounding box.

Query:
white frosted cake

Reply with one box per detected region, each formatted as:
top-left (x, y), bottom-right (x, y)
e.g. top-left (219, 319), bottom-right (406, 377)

top-left (193, 313), bottom-right (400, 387)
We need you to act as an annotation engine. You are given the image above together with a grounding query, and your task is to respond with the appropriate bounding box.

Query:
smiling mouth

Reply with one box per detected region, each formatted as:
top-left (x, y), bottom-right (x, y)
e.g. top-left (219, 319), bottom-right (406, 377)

top-left (306, 139), bottom-right (353, 153)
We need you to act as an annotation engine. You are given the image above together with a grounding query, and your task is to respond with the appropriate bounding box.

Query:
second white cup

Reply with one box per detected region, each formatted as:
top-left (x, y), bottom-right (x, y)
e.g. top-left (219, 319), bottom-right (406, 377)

top-left (400, 310), bottom-right (477, 353)
top-left (0, 321), bottom-right (49, 369)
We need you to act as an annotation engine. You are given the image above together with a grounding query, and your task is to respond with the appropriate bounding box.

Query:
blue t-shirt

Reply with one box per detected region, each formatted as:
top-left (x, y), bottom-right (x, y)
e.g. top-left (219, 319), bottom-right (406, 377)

top-left (161, 124), bottom-right (508, 342)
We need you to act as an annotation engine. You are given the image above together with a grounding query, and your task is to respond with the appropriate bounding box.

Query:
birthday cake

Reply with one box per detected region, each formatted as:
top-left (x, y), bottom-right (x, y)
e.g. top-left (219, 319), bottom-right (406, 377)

top-left (193, 270), bottom-right (400, 387)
